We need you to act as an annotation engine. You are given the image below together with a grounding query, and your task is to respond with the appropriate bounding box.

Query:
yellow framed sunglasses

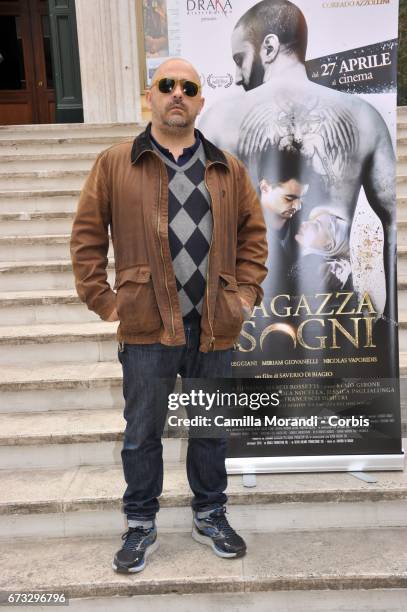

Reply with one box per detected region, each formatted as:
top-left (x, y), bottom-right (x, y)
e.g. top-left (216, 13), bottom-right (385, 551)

top-left (151, 77), bottom-right (201, 97)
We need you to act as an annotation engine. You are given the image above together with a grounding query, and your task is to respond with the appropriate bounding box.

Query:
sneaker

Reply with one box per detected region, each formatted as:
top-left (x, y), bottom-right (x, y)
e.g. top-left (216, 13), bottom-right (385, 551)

top-left (112, 524), bottom-right (159, 573)
top-left (192, 506), bottom-right (246, 558)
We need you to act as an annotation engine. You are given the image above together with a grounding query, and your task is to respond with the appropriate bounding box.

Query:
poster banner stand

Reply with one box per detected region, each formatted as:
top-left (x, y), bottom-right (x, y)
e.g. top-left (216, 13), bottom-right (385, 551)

top-left (151, 0), bottom-right (404, 473)
top-left (227, 451), bottom-right (405, 474)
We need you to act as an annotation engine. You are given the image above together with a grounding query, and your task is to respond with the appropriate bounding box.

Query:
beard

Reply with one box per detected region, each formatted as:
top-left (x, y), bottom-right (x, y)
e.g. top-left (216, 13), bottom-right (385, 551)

top-left (162, 102), bottom-right (194, 129)
top-left (164, 116), bottom-right (190, 128)
top-left (243, 54), bottom-right (265, 91)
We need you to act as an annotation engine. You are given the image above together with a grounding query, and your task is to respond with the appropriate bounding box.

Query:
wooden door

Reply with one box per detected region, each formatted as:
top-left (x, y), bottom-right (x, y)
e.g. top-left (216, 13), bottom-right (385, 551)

top-left (0, 0), bottom-right (55, 125)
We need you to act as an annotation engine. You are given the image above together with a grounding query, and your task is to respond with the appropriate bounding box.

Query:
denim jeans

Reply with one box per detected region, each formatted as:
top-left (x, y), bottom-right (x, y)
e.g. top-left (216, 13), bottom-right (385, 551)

top-left (118, 320), bottom-right (232, 521)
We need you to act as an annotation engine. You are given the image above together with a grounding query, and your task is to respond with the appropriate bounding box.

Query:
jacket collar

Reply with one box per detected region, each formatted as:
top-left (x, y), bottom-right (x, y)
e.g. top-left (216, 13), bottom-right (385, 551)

top-left (131, 122), bottom-right (229, 169)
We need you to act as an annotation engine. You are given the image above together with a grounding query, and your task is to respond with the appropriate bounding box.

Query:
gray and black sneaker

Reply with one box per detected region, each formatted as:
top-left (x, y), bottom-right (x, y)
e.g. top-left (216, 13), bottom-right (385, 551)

top-left (112, 523), bottom-right (158, 573)
top-left (192, 506), bottom-right (246, 558)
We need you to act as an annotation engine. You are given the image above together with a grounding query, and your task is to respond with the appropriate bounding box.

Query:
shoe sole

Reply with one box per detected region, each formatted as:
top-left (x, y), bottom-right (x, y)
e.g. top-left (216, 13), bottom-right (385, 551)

top-left (112, 539), bottom-right (159, 573)
top-left (191, 526), bottom-right (246, 558)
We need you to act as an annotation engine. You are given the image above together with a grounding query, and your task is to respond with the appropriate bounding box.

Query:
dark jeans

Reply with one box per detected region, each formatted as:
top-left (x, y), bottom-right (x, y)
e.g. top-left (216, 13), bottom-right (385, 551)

top-left (118, 320), bottom-right (232, 521)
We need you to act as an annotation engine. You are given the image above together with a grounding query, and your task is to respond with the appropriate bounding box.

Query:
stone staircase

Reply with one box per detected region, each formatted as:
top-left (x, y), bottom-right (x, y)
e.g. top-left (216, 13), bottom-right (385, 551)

top-left (0, 117), bottom-right (406, 611)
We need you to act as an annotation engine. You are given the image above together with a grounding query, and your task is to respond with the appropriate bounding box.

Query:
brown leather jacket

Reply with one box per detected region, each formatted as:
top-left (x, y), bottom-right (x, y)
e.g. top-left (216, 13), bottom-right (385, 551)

top-left (70, 123), bottom-right (268, 352)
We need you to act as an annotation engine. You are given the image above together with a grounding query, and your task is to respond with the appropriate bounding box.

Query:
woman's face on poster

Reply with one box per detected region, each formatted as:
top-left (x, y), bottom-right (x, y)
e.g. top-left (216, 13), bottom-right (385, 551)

top-left (295, 213), bottom-right (334, 250)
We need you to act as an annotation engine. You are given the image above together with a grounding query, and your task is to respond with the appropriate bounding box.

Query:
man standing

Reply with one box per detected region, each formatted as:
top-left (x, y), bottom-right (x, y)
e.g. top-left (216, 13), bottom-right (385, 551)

top-left (70, 58), bottom-right (268, 574)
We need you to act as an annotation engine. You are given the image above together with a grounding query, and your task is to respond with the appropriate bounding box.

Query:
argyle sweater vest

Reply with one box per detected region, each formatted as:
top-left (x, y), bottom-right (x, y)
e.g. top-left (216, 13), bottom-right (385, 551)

top-left (152, 141), bottom-right (213, 320)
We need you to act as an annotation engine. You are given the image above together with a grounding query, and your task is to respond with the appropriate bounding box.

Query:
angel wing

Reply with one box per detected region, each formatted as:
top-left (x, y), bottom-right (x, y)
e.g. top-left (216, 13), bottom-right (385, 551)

top-left (318, 106), bottom-right (359, 171)
top-left (237, 103), bottom-right (283, 161)
top-left (237, 98), bottom-right (359, 179)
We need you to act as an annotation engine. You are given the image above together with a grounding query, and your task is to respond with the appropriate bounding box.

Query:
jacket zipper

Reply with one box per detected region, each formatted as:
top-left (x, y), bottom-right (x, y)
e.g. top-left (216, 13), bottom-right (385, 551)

top-left (205, 165), bottom-right (215, 351)
top-left (156, 163), bottom-right (175, 336)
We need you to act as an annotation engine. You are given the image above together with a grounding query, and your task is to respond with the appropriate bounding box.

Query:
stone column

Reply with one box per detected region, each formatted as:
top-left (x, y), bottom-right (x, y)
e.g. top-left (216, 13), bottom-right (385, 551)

top-left (75, 0), bottom-right (142, 123)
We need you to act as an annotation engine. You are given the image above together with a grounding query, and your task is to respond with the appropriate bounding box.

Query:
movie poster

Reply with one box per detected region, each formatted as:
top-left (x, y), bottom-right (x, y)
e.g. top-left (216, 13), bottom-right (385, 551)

top-left (178, 0), bottom-right (403, 469)
top-left (142, 0), bottom-right (182, 85)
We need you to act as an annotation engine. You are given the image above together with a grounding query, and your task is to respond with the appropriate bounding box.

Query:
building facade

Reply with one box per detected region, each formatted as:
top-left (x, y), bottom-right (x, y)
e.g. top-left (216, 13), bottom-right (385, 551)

top-left (0, 0), bottom-right (143, 125)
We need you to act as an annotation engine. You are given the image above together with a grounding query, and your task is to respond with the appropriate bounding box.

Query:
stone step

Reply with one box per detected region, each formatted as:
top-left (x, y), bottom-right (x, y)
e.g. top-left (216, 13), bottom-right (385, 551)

top-left (397, 196), bottom-right (407, 221)
top-left (0, 409), bottom-right (183, 471)
top-left (0, 233), bottom-right (113, 262)
top-left (0, 321), bottom-right (119, 366)
top-left (0, 155), bottom-right (405, 180)
top-left (0, 367), bottom-right (404, 469)
top-left (0, 290), bottom-right (97, 325)
top-left (6, 221), bottom-right (407, 262)
top-left (4, 205), bottom-right (407, 237)
top-left (4, 316), bottom-right (407, 367)
top-left (0, 237), bottom-right (407, 292)
top-left (398, 138), bottom-right (407, 156)
top-left (0, 136), bottom-right (132, 156)
top-left (0, 234), bottom-right (88, 262)
top-left (0, 169), bottom-right (88, 191)
top-left (398, 154), bottom-right (407, 173)
top-left (9, 170), bottom-right (402, 193)
top-left (1, 357), bottom-right (406, 429)
top-left (397, 176), bottom-right (407, 198)
top-left (0, 189), bottom-right (79, 213)
top-left (398, 221), bottom-right (407, 246)
top-left (0, 361), bottom-right (123, 413)
top-left (11, 214), bottom-right (407, 245)
top-left (0, 187), bottom-right (406, 219)
top-left (0, 407), bottom-right (125, 446)
top-left (397, 312), bottom-right (407, 351)
top-left (3, 285), bottom-right (407, 326)
top-left (0, 461), bottom-right (407, 540)
top-left (0, 407), bottom-right (127, 469)
top-left (4, 590), bottom-right (404, 612)
top-left (0, 186), bottom-right (405, 221)
top-left (0, 122), bottom-right (141, 140)
top-left (397, 275), bottom-right (407, 310)
top-left (0, 259), bottom-right (115, 291)
top-left (0, 528), bottom-right (406, 609)
top-left (0, 211), bottom-right (76, 236)
top-left (0, 153), bottom-right (96, 173)
top-left (397, 247), bottom-right (407, 274)
top-left (1, 309), bottom-right (407, 366)
top-left (25, 146), bottom-right (407, 181)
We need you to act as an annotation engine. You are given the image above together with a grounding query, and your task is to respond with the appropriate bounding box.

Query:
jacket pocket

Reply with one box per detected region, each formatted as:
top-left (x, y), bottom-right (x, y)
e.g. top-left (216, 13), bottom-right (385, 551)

top-left (212, 272), bottom-right (244, 336)
top-left (114, 265), bottom-right (161, 333)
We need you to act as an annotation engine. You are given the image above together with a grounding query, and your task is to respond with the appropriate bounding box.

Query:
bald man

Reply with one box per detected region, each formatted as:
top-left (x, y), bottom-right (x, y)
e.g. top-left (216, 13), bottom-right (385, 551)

top-left (70, 58), bottom-right (268, 573)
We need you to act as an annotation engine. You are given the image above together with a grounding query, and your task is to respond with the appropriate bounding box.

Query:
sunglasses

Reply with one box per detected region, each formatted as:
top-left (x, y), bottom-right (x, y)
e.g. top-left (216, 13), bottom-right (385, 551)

top-left (151, 77), bottom-right (201, 97)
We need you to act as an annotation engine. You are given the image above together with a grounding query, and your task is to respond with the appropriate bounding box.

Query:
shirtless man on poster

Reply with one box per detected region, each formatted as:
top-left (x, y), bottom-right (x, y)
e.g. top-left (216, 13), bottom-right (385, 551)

top-left (199, 0), bottom-right (396, 320)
